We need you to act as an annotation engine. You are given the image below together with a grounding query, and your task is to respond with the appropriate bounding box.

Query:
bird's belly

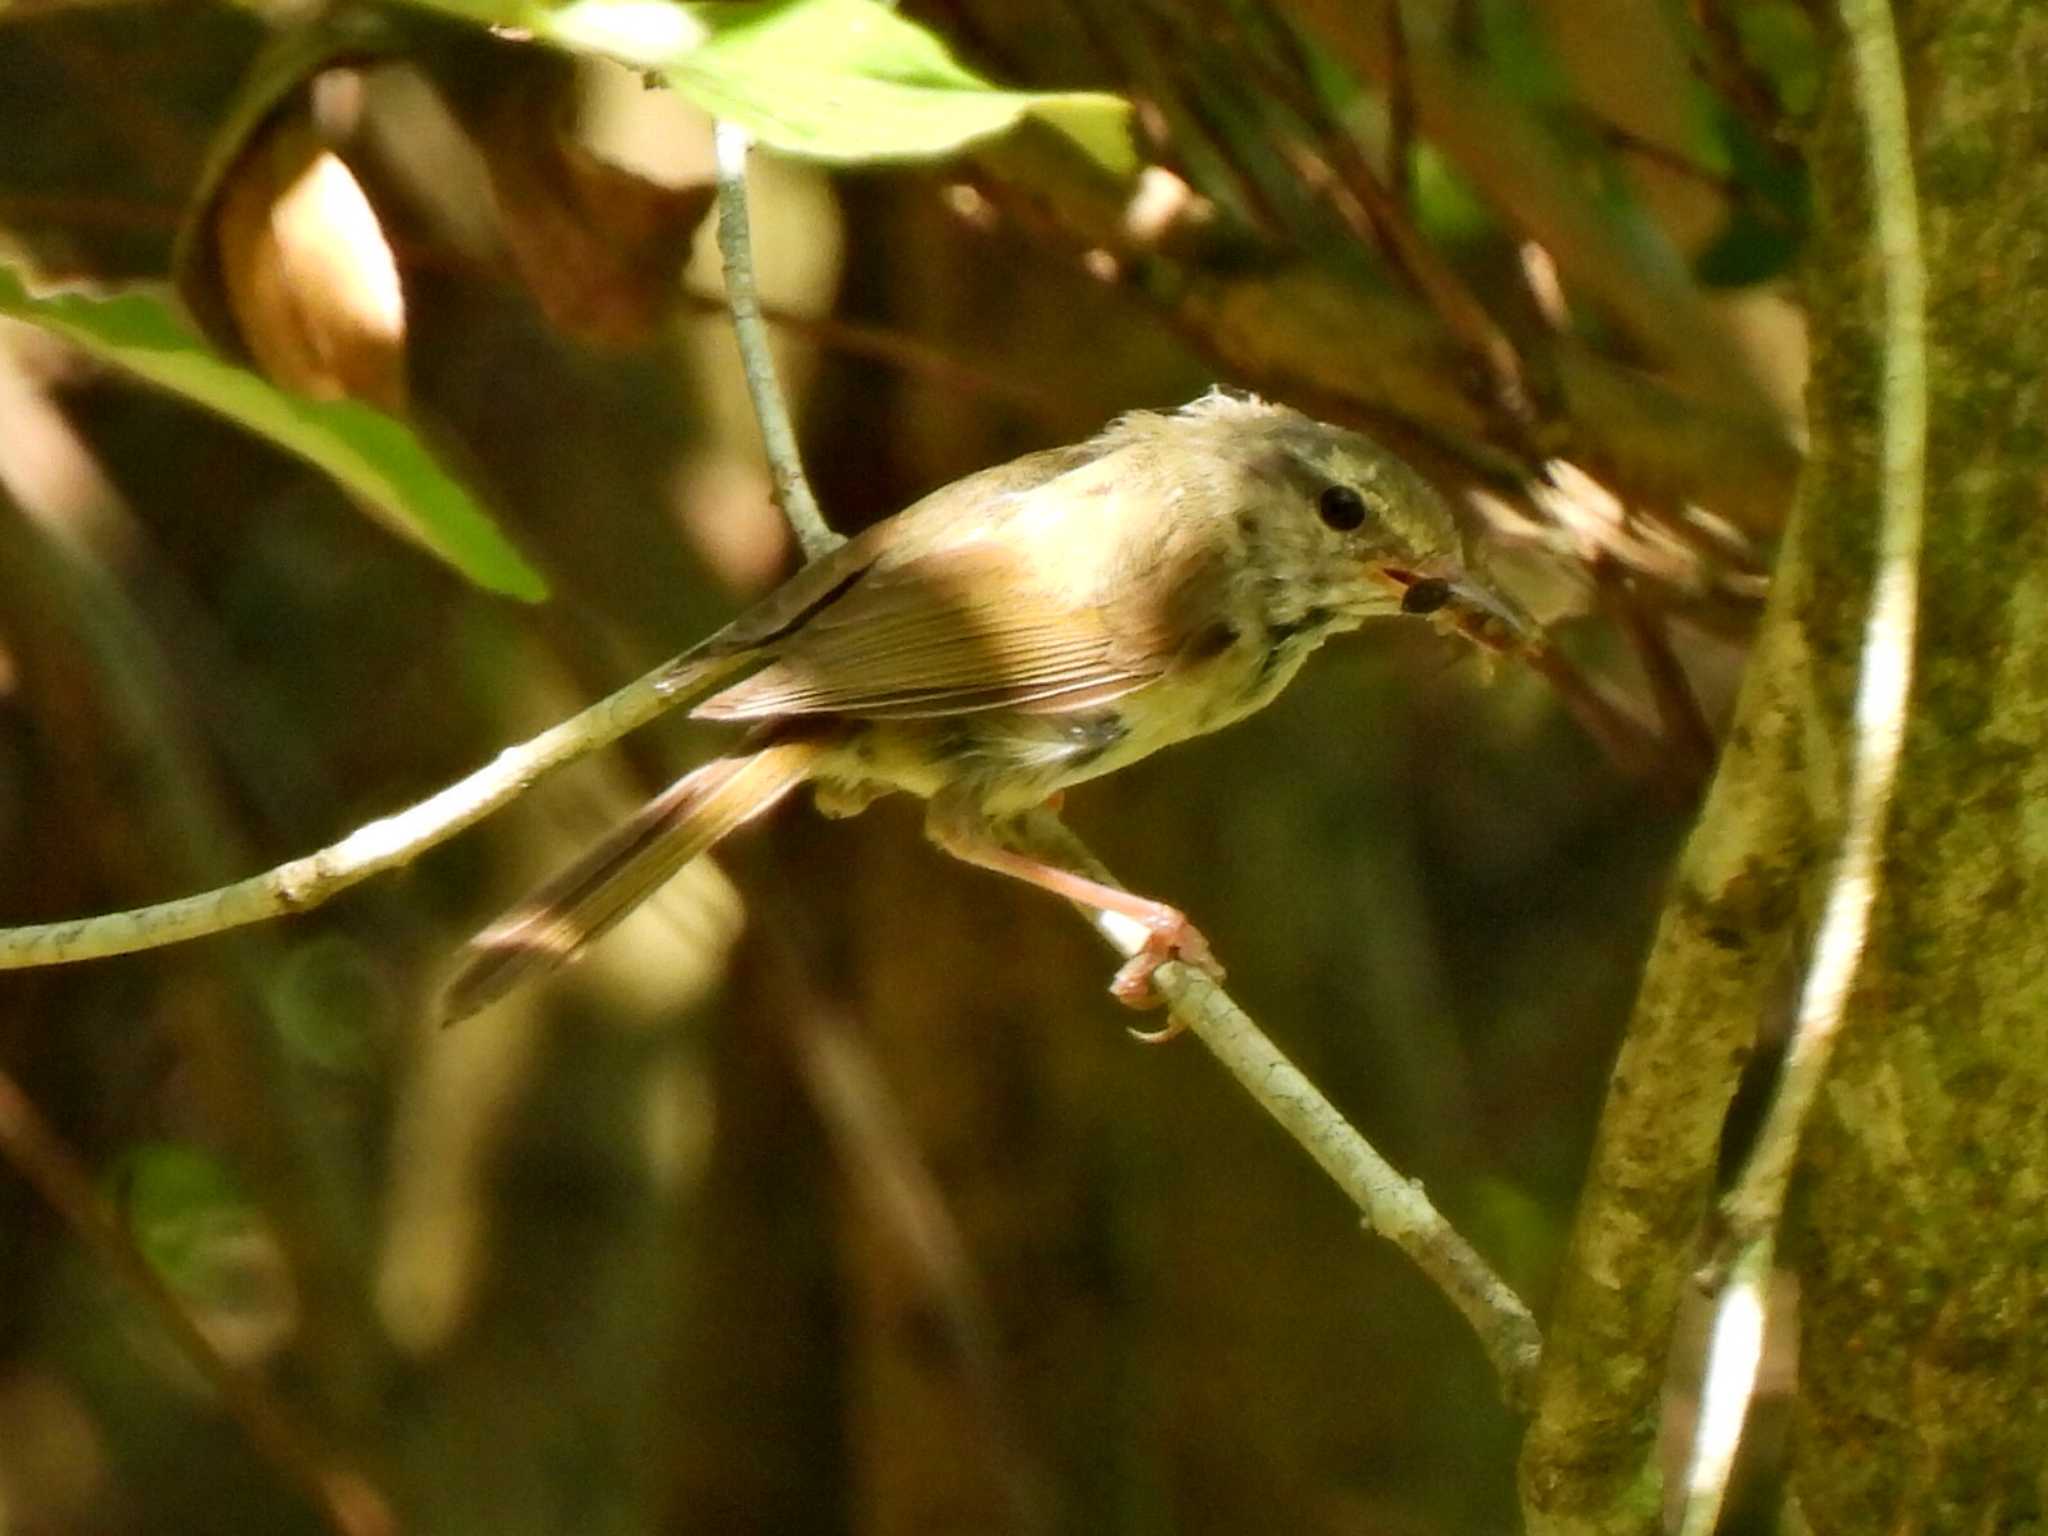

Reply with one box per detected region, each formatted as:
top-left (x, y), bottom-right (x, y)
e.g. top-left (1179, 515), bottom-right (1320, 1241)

top-left (814, 711), bottom-right (1142, 818)
top-left (808, 634), bottom-right (1315, 819)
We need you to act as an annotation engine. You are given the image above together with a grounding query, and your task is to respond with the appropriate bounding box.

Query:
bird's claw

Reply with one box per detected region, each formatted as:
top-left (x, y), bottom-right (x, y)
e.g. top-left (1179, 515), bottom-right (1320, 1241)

top-left (1110, 914), bottom-right (1222, 1042)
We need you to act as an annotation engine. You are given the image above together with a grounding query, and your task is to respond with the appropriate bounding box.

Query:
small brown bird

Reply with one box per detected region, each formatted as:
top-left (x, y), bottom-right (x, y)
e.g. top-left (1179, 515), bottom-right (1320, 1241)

top-left (442, 392), bottom-right (1520, 1025)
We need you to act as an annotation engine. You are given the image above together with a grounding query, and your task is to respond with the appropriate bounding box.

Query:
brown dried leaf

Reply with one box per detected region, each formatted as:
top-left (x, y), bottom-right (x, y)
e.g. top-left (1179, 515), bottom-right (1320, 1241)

top-left (214, 111), bottom-right (408, 412)
top-left (459, 67), bottom-right (714, 348)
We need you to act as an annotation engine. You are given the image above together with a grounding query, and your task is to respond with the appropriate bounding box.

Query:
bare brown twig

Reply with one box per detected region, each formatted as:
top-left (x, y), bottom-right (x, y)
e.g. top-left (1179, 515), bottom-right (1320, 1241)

top-left (0, 1066), bottom-right (390, 1536)
top-left (1600, 566), bottom-right (1720, 782)
top-left (1199, 0), bottom-right (1541, 439)
top-left (1381, 0), bottom-right (1416, 202)
top-left (1686, 0), bottom-right (1793, 148)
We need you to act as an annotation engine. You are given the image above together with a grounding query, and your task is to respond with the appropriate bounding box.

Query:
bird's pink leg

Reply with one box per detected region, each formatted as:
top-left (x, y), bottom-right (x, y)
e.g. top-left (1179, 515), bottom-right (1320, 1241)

top-left (925, 802), bottom-right (1222, 1038)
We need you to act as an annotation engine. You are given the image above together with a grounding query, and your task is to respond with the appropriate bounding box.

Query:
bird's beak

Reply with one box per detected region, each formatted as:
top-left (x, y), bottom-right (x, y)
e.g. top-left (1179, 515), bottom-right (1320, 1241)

top-left (1374, 566), bottom-right (1535, 654)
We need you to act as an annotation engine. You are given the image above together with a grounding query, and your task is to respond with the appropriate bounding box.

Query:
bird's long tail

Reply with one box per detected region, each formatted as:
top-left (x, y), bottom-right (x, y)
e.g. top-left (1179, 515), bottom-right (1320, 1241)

top-left (440, 736), bottom-right (827, 1023)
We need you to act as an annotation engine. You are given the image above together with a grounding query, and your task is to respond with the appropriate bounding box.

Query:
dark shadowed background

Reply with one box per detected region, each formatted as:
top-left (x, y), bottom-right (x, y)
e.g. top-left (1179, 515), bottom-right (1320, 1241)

top-left (0, 3), bottom-right (1817, 1531)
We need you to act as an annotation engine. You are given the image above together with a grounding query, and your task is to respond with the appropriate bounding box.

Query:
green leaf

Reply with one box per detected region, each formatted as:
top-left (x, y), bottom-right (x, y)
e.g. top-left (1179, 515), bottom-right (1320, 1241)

top-left (1411, 143), bottom-right (1499, 247)
top-left (113, 1143), bottom-right (256, 1297)
top-left (665, 0), bottom-right (1133, 172)
top-left (1690, 95), bottom-right (1809, 288)
top-left (265, 934), bottom-right (386, 1075)
top-left (0, 262), bottom-right (547, 601)
top-left (405, 0), bottom-right (1135, 175)
top-left (1733, 0), bottom-right (1823, 118)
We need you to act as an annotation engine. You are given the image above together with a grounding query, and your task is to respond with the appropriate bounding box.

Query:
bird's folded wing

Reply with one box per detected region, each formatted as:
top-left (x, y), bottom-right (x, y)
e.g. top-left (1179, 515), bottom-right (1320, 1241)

top-left (696, 541), bottom-right (1176, 721)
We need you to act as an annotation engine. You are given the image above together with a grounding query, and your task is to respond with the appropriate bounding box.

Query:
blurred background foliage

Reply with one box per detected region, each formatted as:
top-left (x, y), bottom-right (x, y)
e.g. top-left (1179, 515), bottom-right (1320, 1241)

top-left (0, 0), bottom-right (1818, 1531)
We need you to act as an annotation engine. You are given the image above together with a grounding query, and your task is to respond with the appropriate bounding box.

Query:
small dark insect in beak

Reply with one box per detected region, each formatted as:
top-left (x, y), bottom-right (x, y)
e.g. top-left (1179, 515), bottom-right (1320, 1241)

top-left (1400, 577), bottom-right (1454, 615)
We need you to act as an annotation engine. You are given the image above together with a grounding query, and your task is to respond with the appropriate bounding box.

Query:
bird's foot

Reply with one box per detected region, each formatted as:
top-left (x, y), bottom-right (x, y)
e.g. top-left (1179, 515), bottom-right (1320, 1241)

top-left (1111, 913), bottom-right (1222, 1041)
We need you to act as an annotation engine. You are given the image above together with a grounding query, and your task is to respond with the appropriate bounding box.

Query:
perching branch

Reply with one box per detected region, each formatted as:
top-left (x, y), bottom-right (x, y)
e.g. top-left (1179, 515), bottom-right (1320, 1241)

top-left (0, 655), bottom-right (700, 967)
top-left (1165, 957), bottom-right (1544, 1400)
top-left (1020, 810), bottom-right (1544, 1404)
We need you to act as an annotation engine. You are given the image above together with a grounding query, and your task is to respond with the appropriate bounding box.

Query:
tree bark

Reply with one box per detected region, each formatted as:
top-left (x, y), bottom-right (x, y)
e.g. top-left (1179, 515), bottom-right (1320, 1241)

top-left (1525, 5), bottom-right (2048, 1532)
top-left (1792, 3), bottom-right (2048, 1524)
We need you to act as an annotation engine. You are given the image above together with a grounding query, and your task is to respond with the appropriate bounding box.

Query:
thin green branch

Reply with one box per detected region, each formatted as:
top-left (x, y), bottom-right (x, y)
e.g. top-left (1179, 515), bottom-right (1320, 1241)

top-left (1679, 0), bottom-right (1925, 1521)
top-left (0, 651), bottom-right (709, 967)
top-left (1158, 947), bottom-right (1544, 1399)
top-left (1018, 812), bottom-right (1543, 1405)
top-left (712, 121), bottom-right (841, 562)
top-left (1720, 0), bottom-right (1924, 1253)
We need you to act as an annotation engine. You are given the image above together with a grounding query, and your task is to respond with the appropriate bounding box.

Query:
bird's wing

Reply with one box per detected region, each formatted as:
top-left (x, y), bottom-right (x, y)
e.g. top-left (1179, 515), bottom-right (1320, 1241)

top-left (692, 440), bottom-right (1108, 662)
top-left (696, 530), bottom-right (1194, 721)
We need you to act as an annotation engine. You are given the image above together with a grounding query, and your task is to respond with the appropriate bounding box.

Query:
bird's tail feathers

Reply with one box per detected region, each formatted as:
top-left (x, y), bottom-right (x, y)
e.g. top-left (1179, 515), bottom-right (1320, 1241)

top-left (440, 736), bottom-right (825, 1024)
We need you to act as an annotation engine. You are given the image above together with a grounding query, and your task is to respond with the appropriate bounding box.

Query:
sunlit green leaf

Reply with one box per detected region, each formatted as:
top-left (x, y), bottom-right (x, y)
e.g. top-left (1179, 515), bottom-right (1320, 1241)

top-left (0, 262), bottom-right (546, 601)
top-left (402, 0), bottom-right (1136, 175)
top-left (1410, 143), bottom-right (1499, 247)
top-left (665, 0), bottom-right (1133, 172)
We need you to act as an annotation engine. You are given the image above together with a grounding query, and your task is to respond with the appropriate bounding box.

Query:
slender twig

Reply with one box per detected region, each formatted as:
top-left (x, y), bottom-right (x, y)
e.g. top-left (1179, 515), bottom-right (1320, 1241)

top-left (1192, 0), bottom-right (1538, 436)
top-left (1600, 566), bottom-right (1719, 784)
top-left (1590, 121), bottom-right (1745, 200)
top-left (1278, 129), bottom-right (1537, 434)
top-left (0, 653), bottom-right (707, 967)
top-left (1152, 940), bottom-right (1545, 1401)
top-left (1382, 0), bottom-right (1415, 204)
top-left (0, 1066), bottom-right (390, 1536)
top-left (1016, 811), bottom-right (1543, 1405)
top-left (1686, 0), bottom-right (1791, 149)
top-left (1719, 0), bottom-right (1923, 1257)
top-left (677, 287), bottom-right (1071, 420)
top-left (1677, 0), bottom-right (1924, 1521)
top-left (1248, 0), bottom-right (1534, 433)
top-left (712, 122), bottom-right (840, 562)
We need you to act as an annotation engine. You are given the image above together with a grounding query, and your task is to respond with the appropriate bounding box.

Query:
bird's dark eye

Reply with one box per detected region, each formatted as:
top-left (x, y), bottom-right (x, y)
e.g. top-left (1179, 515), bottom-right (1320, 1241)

top-left (1400, 577), bottom-right (1453, 615)
top-left (1317, 484), bottom-right (1367, 531)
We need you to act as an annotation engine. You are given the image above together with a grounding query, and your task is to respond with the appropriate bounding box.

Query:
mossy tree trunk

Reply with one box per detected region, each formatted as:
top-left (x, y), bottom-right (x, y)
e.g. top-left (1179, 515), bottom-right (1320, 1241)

top-left (1793, 3), bottom-right (2048, 1521)
top-left (1525, 5), bottom-right (2048, 1531)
